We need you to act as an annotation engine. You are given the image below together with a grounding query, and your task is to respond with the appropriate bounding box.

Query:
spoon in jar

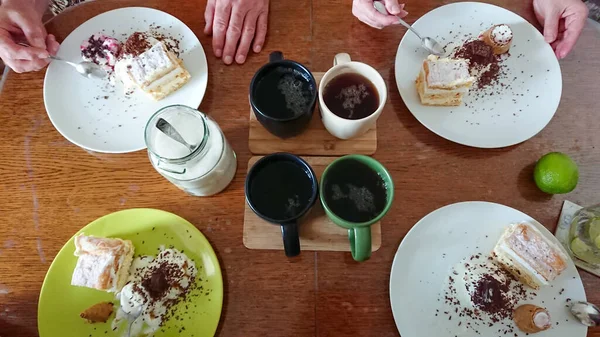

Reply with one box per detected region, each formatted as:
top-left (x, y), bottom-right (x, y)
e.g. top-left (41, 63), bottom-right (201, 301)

top-left (373, 1), bottom-right (445, 56)
top-left (155, 118), bottom-right (196, 153)
top-left (570, 301), bottom-right (600, 327)
top-left (17, 42), bottom-right (107, 79)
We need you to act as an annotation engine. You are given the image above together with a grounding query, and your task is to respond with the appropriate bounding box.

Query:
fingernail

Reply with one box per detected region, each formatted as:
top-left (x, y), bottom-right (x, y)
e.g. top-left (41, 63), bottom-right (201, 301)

top-left (215, 49), bottom-right (222, 57)
top-left (391, 5), bottom-right (400, 13)
top-left (253, 45), bottom-right (262, 53)
top-left (544, 35), bottom-right (554, 43)
top-left (223, 55), bottom-right (233, 64)
top-left (236, 54), bottom-right (246, 64)
top-left (400, 10), bottom-right (409, 16)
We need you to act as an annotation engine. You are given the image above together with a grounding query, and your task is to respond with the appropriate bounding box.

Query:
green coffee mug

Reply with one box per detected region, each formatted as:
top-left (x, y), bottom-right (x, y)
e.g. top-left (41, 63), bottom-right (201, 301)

top-left (319, 155), bottom-right (394, 262)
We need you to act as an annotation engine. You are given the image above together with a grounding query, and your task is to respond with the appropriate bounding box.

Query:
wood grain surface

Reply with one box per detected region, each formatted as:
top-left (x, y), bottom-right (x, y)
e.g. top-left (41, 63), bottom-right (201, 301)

top-left (243, 156), bottom-right (382, 252)
top-left (249, 73), bottom-right (378, 156)
top-left (0, 0), bottom-right (598, 336)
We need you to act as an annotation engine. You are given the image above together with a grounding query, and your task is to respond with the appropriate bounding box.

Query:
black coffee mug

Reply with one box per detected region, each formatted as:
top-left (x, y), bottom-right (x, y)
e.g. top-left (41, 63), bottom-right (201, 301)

top-left (249, 51), bottom-right (317, 139)
top-left (245, 153), bottom-right (318, 257)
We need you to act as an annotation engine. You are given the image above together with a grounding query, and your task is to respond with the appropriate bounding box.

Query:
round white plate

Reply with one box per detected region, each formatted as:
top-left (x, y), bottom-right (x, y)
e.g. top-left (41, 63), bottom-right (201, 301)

top-left (395, 2), bottom-right (561, 148)
top-left (44, 7), bottom-right (208, 153)
top-left (389, 201), bottom-right (586, 337)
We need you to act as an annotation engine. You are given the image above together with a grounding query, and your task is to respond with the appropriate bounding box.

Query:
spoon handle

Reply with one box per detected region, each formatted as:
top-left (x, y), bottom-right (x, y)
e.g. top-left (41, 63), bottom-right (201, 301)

top-left (156, 118), bottom-right (194, 152)
top-left (396, 17), bottom-right (422, 40)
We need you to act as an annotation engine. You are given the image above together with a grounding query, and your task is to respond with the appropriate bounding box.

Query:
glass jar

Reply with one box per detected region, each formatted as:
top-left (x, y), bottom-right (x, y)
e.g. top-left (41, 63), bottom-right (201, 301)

top-left (145, 105), bottom-right (237, 196)
top-left (569, 204), bottom-right (600, 265)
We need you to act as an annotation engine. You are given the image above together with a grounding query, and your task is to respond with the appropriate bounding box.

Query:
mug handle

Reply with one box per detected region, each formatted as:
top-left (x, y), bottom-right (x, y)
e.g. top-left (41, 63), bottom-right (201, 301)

top-left (334, 53), bottom-right (351, 66)
top-left (348, 226), bottom-right (372, 261)
top-left (281, 221), bottom-right (301, 257)
top-left (270, 51), bottom-right (284, 63)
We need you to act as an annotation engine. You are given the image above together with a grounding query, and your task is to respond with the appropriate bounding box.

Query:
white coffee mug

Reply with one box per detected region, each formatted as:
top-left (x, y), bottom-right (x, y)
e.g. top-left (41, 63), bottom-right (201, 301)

top-left (319, 53), bottom-right (387, 140)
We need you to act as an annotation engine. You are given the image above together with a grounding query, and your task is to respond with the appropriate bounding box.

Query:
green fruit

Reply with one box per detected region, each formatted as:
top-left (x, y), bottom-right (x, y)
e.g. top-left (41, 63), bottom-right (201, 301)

top-left (571, 237), bottom-right (591, 255)
top-left (533, 152), bottom-right (579, 194)
top-left (588, 218), bottom-right (600, 243)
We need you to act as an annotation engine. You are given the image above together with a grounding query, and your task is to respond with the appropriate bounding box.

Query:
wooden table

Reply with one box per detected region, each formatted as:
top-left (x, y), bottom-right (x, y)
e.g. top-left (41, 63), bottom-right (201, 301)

top-left (0, 0), bottom-right (599, 336)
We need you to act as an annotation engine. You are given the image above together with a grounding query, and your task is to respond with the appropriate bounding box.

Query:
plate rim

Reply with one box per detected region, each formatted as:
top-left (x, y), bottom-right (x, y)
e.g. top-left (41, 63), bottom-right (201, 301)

top-left (36, 208), bottom-right (223, 337)
top-left (43, 6), bottom-right (208, 154)
top-left (394, 2), bottom-right (562, 149)
top-left (388, 200), bottom-right (586, 336)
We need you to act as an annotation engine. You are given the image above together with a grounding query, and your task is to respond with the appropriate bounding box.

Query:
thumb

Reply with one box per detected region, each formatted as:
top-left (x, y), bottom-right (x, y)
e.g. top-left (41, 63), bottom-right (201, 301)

top-left (383, 0), bottom-right (402, 15)
top-left (543, 8), bottom-right (561, 43)
top-left (10, 11), bottom-right (47, 49)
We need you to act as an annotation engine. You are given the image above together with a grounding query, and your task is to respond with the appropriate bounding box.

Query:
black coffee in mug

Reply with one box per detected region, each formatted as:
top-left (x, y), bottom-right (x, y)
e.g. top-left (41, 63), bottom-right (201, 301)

top-left (323, 158), bottom-right (387, 223)
top-left (249, 160), bottom-right (314, 220)
top-left (254, 67), bottom-right (315, 119)
top-left (250, 51), bottom-right (317, 139)
top-left (245, 153), bottom-right (319, 257)
top-left (323, 73), bottom-right (379, 120)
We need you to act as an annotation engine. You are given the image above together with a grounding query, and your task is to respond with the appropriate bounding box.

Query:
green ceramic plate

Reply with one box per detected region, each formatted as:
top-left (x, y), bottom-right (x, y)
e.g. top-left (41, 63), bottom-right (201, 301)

top-left (38, 209), bottom-right (223, 337)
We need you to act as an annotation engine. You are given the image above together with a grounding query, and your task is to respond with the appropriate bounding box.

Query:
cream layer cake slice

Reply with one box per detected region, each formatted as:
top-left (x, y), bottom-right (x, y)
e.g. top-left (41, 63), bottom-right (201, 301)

top-left (416, 55), bottom-right (475, 106)
top-left (71, 235), bottom-right (134, 292)
top-left (115, 33), bottom-right (191, 100)
top-left (492, 223), bottom-right (568, 289)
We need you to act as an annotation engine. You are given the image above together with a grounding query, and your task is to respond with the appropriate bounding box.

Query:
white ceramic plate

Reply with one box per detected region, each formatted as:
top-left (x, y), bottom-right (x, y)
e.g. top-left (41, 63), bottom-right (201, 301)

top-left (395, 2), bottom-right (561, 148)
top-left (389, 201), bottom-right (586, 337)
top-left (44, 7), bottom-right (208, 153)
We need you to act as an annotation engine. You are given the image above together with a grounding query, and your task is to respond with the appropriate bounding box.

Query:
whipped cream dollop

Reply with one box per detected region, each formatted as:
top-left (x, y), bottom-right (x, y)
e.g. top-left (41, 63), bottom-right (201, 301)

top-left (80, 34), bottom-right (121, 69)
top-left (490, 24), bottom-right (513, 45)
top-left (112, 248), bottom-right (197, 336)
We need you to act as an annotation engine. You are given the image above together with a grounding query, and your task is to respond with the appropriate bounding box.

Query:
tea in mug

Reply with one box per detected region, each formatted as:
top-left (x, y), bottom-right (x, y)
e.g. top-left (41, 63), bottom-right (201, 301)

top-left (323, 73), bottom-right (379, 120)
top-left (323, 158), bottom-right (387, 222)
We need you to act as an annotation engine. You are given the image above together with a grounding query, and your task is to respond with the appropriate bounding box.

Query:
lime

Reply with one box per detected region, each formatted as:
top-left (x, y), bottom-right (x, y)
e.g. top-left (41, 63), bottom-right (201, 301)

top-left (533, 152), bottom-right (579, 194)
top-left (588, 218), bottom-right (600, 243)
top-left (571, 237), bottom-right (591, 255)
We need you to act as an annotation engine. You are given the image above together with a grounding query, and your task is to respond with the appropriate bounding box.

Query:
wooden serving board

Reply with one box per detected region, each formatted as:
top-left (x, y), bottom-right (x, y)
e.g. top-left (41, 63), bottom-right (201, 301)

top-left (248, 72), bottom-right (377, 156)
top-left (243, 156), bottom-right (382, 252)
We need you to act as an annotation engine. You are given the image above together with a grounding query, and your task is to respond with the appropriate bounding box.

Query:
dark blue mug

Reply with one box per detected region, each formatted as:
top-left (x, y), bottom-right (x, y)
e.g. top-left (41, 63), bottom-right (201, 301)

top-left (245, 153), bottom-right (319, 257)
top-left (249, 51), bottom-right (317, 139)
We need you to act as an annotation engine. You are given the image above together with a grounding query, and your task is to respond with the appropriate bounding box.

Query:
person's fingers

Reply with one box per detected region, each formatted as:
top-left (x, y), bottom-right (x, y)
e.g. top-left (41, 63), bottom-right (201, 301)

top-left (46, 34), bottom-right (60, 56)
top-left (9, 11), bottom-right (47, 49)
top-left (542, 7), bottom-right (561, 43)
top-left (0, 31), bottom-right (47, 60)
top-left (204, 0), bottom-right (216, 35)
top-left (252, 11), bottom-right (268, 53)
top-left (212, 0), bottom-right (232, 58)
top-left (222, 6), bottom-right (246, 65)
top-left (554, 10), bottom-right (587, 59)
top-left (354, 0), bottom-right (399, 28)
top-left (4, 58), bottom-right (48, 73)
top-left (383, 0), bottom-right (402, 15)
top-left (235, 11), bottom-right (258, 64)
top-left (398, 7), bottom-right (409, 18)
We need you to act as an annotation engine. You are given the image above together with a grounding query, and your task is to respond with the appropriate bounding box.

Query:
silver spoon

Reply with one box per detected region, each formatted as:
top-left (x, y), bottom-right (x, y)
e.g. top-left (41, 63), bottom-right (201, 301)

top-left (570, 301), bottom-right (600, 327)
top-left (373, 1), bottom-right (445, 56)
top-left (17, 42), bottom-right (107, 79)
top-left (155, 118), bottom-right (196, 153)
top-left (125, 305), bottom-right (143, 337)
top-left (49, 55), bottom-right (107, 79)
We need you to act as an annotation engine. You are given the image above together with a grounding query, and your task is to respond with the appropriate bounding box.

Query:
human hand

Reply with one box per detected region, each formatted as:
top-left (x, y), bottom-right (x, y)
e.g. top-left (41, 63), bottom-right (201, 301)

top-left (352, 0), bottom-right (408, 29)
top-left (533, 0), bottom-right (589, 59)
top-left (204, 0), bottom-right (269, 65)
top-left (0, 2), bottom-right (60, 73)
